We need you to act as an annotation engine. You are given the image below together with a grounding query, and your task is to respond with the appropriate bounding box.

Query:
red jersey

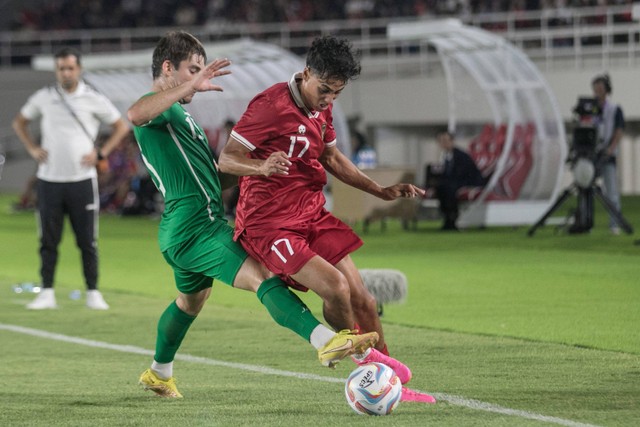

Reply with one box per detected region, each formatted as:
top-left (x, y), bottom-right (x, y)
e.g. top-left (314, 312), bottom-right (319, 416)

top-left (231, 73), bottom-right (337, 238)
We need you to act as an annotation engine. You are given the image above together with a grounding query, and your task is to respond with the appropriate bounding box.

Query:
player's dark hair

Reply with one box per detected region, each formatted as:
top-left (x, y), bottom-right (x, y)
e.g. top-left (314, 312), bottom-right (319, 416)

top-left (592, 73), bottom-right (612, 94)
top-left (151, 31), bottom-right (207, 79)
top-left (306, 36), bottom-right (361, 83)
top-left (54, 47), bottom-right (82, 66)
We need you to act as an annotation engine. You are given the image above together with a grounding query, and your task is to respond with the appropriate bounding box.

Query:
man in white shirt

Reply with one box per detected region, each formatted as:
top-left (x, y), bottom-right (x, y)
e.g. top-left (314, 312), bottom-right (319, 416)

top-left (12, 47), bottom-right (129, 310)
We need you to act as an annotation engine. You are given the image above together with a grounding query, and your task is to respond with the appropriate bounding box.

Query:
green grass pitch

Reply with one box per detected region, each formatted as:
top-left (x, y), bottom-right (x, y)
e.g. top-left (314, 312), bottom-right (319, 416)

top-left (0, 192), bottom-right (638, 426)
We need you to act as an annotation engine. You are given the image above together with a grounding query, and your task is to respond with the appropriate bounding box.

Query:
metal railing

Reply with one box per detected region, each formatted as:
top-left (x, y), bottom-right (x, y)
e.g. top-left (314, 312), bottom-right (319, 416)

top-left (0, 5), bottom-right (638, 74)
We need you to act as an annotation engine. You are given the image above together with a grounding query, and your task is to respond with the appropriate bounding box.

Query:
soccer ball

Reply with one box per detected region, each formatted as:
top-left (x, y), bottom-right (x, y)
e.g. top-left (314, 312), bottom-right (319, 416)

top-left (344, 362), bottom-right (402, 415)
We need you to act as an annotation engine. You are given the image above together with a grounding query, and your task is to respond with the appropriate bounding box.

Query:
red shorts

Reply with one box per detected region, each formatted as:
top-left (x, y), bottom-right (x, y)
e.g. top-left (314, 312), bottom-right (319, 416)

top-left (238, 209), bottom-right (363, 291)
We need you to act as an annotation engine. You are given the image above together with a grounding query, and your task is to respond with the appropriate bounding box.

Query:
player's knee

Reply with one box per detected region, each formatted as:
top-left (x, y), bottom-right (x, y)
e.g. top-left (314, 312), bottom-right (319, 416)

top-left (234, 257), bottom-right (272, 293)
top-left (176, 289), bottom-right (210, 316)
top-left (351, 289), bottom-right (377, 315)
top-left (322, 271), bottom-right (351, 304)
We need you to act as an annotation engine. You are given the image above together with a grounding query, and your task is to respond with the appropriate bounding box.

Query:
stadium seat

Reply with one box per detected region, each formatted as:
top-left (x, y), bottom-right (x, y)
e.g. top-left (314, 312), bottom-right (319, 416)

top-left (468, 123), bottom-right (495, 176)
top-left (457, 122), bottom-right (534, 202)
top-left (422, 122), bottom-right (535, 219)
top-left (482, 122), bottom-right (535, 201)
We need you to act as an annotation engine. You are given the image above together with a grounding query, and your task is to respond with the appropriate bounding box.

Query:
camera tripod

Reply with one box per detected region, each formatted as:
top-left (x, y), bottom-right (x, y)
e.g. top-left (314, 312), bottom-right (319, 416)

top-left (528, 180), bottom-right (633, 236)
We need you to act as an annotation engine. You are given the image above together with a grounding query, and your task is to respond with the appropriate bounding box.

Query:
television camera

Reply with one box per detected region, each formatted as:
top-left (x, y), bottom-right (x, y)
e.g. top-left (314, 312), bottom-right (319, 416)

top-left (528, 97), bottom-right (633, 236)
top-left (568, 97), bottom-right (601, 190)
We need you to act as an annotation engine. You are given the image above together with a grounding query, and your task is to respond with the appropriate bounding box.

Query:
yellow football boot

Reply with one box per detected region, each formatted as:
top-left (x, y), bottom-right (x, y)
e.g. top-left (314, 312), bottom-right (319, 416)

top-left (139, 368), bottom-right (183, 398)
top-left (318, 329), bottom-right (379, 368)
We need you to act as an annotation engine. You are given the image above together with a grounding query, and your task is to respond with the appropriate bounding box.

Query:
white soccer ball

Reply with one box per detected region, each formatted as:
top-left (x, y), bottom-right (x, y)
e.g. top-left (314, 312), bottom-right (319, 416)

top-left (344, 362), bottom-right (402, 415)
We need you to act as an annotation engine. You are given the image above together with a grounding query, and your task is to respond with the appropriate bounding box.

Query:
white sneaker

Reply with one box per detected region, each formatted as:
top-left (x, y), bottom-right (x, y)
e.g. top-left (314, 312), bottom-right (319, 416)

top-left (26, 288), bottom-right (57, 310)
top-left (86, 290), bottom-right (109, 310)
top-left (610, 226), bottom-right (621, 235)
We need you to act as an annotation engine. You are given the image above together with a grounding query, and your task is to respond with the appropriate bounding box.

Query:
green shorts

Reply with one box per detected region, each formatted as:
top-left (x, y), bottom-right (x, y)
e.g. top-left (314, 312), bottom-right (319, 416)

top-left (162, 220), bottom-right (249, 294)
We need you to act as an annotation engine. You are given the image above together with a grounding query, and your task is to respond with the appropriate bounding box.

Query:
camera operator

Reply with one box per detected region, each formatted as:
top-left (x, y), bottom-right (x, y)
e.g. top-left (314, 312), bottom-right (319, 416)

top-left (591, 74), bottom-right (625, 235)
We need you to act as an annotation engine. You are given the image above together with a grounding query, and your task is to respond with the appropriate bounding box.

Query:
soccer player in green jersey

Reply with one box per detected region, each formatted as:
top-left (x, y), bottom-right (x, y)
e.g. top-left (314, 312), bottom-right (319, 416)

top-left (128, 31), bottom-right (377, 398)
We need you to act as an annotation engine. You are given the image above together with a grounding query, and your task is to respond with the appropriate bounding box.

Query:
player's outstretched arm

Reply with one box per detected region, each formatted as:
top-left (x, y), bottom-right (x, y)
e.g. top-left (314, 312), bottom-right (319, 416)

top-left (320, 145), bottom-right (424, 201)
top-left (379, 183), bottom-right (425, 200)
top-left (127, 58), bottom-right (231, 126)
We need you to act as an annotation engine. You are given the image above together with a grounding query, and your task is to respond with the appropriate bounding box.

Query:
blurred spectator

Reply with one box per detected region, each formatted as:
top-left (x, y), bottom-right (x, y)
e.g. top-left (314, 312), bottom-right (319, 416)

top-left (12, 174), bottom-right (38, 212)
top-left (7, 0), bottom-right (635, 32)
top-left (545, 0), bottom-right (575, 47)
top-left (121, 0), bottom-right (144, 27)
top-left (206, 119), bottom-right (236, 157)
top-left (119, 169), bottom-right (160, 216)
top-left (95, 132), bottom-right (160, 216)
top-left (346, 0), bottom-right (376, 19)
top-left (349, 116), bottom-right (377, 169)
top-left (175, 4), bottom-right (198, 26)
top-left (98, 133), bottom-right (139, 212)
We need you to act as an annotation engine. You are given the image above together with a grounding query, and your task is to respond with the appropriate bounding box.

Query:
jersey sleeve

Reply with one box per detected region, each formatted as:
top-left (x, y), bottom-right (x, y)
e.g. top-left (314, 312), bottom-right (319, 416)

top-left (324, 108), bottom-right (337, 147)
top-left (231, 94), bottom-right (279, 151)
top-left (136, 94), bottom-right (171, 128)
top-left (20, 88), bottom-right (45, 121)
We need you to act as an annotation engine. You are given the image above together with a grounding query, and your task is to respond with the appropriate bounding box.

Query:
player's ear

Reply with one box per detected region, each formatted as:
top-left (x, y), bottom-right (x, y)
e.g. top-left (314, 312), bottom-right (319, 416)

top-left (162, 60), bottom-right (174, 76)
top-left (302, 67), bottom-right (311, 81)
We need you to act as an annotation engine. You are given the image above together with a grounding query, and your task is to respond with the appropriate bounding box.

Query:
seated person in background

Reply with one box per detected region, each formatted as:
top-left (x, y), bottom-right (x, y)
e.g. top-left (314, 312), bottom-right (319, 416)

top-left (430, 129), bottom-right (484, 230)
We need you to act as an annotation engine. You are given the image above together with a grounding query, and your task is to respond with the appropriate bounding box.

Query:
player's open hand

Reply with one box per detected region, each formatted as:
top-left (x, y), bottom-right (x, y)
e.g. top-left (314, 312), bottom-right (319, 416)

top-left (193, 58), bottom-right (232, 93)
top-left (260, 151), bottom-right (291, 177)
top-left (380, 183), bottom-right (425, 201)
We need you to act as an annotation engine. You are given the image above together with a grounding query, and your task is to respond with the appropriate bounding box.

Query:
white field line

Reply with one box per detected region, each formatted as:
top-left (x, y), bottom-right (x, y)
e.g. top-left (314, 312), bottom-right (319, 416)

top-left (1, 323), bottom-right (601, 427)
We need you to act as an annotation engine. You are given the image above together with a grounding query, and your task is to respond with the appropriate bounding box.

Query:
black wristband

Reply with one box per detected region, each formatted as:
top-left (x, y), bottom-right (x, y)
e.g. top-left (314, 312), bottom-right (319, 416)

top-left (97, 150), bottom-right (104, 161)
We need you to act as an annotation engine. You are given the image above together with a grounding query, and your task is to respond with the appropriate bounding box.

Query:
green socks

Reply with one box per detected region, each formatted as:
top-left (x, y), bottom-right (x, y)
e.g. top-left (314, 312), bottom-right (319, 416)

top-left (153, 278), bottom-right (321, 363)
top-left (154, 300), bottom-right (196, 363)
top-left (257, 277), bottom-right (320, 342)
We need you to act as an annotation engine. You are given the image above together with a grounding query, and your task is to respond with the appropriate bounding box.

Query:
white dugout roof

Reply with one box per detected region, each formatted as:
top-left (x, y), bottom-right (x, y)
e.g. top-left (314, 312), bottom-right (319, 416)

top-left (32, 39), bottom-right (350, 155)
top-left (390, 19), bottom-right (567, 227)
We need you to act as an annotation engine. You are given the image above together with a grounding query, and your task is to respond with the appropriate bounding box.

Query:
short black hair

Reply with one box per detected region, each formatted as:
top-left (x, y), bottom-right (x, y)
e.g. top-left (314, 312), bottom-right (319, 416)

top-left (592, 73), bottom-right (612, 94)
top-left (54, 47), bottom-right (81, 66)
top-left (306, 35), bottom-right (361, 83)
top-left (436, 128), bottom-right (454, 139)
top-left (151, 31), bottom-right (207, 79)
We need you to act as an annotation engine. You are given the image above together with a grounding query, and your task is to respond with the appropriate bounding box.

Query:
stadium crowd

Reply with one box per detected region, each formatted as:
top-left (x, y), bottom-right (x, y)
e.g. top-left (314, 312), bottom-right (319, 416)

top-left (8, 0), bottom-right (635, 32)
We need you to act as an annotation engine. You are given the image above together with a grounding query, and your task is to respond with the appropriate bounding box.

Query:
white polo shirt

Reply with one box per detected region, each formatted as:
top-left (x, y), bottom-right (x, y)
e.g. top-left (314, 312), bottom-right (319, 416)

top-left (20, 81), bottom-right (122, 182)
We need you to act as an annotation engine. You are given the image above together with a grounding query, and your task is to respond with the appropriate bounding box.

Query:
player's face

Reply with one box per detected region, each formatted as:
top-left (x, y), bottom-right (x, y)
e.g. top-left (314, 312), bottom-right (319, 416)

top-left (300, 68), bottom-right (346, 112)
top-left (171, 53), bottom-right (206, 104)
top-left (55, 55), bottom-right (82, 92)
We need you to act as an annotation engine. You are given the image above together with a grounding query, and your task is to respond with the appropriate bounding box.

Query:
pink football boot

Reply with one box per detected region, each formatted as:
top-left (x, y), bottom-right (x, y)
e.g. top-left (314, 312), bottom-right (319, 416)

top-left (400, 387), bottom-right (437, 403)
top-left (352, 348), bottom-right (412, 384)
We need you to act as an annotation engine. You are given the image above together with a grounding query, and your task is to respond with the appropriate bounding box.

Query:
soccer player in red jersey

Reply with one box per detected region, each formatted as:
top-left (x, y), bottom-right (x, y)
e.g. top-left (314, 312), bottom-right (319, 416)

top-left (219, 36), bottom-right (434, 403)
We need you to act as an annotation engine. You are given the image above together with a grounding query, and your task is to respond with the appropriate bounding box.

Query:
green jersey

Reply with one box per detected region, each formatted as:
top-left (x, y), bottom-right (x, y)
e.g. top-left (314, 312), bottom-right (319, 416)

top-left (133, 97), bottom-right (225, 251)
